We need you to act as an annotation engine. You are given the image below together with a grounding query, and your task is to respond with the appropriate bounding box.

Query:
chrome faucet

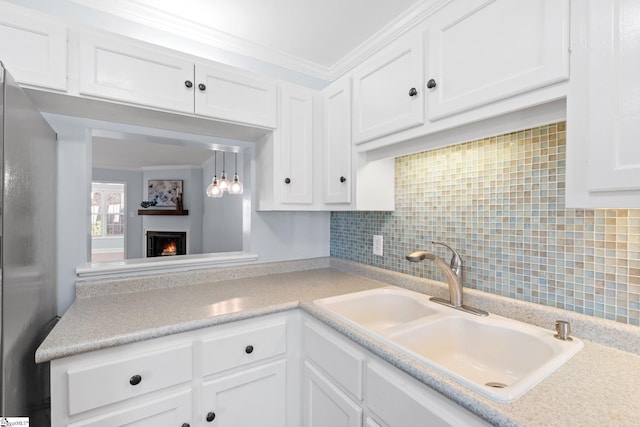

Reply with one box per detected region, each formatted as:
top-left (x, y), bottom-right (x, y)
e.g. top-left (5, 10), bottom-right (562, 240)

top-left (406, 242), bottom-right (487, 316)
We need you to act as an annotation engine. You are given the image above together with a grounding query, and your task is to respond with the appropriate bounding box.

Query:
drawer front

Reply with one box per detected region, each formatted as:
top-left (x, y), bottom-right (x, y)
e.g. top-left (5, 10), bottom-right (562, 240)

top-left (304, 321), bottom-right (364, 400)
top-left (201, 321), bottom-right (287, 376)
top-left (67, 344), bottom-right (192, 415)
top-left (68, 388), bottom-right (192, 427)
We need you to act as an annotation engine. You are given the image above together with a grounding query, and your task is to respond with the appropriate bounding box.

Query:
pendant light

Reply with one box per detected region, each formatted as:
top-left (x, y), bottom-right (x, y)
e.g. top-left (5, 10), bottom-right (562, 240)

top-left (218, 151), bottom-right (230, 192)
top-left (229, 152), bottom-right (244, 195)
top-left (206, 151), bottom-right (223, 198)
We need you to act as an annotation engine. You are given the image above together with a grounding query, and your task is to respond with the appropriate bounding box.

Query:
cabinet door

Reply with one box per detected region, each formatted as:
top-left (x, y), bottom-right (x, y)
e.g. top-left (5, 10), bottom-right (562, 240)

top-left (0, 3), bottom-right (67, 91)
top-left (78, 33), bottom-right (194, 113)
top-left (352, 32), bottom-right (424, 144)
top-left (201, 360), bottom-right (286, 427)
top-left (322, 78), bottom-right (352, 204)
top-left (303, 320), bottom-right (364, 401)
top-left (426, 0), bottom-right (569, 120)
top-left (366, 363), bottom-right (488, 427)
top-left (195, 64), bottom-right (277, 128)
top-left (566, 0), bottom-right (640, 208)
top-left (279, 85), bottom-right (314, 204)
top-left (68, 389), bottom-right (192, 427)
top-left (303, 362), bottom-right (362, 427)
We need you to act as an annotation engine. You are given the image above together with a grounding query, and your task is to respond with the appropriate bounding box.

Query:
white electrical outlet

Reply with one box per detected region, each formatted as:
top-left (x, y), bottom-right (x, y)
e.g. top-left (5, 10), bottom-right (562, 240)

top-left (373, 235), bottom-right (383, 256)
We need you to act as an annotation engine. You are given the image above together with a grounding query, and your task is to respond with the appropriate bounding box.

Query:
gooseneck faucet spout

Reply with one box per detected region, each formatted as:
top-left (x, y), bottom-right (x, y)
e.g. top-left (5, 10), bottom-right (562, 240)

top-left (406, 250), bottom-right (463, 307)
top-left (405, 243), bottom-right (487, 316)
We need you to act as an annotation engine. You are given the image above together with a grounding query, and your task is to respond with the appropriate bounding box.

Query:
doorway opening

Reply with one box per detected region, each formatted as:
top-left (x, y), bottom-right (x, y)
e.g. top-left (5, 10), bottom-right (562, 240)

top-left (91, 182), bottom-right (126, 262)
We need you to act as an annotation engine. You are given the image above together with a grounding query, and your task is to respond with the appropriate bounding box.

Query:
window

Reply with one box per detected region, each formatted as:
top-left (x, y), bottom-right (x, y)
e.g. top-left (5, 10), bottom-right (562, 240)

top-left (91, 182), bottom-right (125, 237)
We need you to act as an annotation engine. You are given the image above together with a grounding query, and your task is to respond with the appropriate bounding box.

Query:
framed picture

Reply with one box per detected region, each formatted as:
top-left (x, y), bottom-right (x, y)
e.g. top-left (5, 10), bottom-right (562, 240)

top-left (148, 180), bottom-right (183, 207)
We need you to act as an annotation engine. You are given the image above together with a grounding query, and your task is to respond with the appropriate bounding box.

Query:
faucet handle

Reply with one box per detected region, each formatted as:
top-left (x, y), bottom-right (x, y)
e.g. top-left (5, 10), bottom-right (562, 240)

top-left (431, 241), bottom-right (462, 268)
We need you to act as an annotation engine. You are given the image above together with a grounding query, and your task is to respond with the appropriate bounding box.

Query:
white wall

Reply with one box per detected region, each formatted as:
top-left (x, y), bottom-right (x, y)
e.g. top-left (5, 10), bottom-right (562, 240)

top-left (201, 152), bottom-right (244, 253)
top-left (56, 125), bottom-right (92, 315)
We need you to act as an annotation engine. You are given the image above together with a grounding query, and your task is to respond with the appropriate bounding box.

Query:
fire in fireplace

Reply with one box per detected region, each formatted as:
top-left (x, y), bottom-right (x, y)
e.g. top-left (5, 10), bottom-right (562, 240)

top-left (146, 231), bottom-right (186, 257)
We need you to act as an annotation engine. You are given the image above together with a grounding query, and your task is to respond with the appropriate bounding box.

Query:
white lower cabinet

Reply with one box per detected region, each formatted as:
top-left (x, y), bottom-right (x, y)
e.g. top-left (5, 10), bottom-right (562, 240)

top-left (365, 362), bottom-right (486, 427)
top-left (67, 388), bottom-right (192, 427)
top-left (201, 360), bottom-right (286, 427)
top-left (303, 362), bottom-right (362, 427)
top-left (302, 315), bottom-right (489, 427)
top-left (51, 335), bottom-right (195, 426)
top-left (51, 313), bottom-right (292, 427)
top-left (51, 311), bottom-right (489, 427)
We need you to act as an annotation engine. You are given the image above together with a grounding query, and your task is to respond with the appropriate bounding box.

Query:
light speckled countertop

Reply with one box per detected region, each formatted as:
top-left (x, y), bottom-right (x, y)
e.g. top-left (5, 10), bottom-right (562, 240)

top-left (37, 258), bottom-right (640, 426)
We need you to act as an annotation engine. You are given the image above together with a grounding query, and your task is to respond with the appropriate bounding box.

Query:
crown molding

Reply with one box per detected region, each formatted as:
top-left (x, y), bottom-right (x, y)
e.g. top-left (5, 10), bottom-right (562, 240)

top-left (329, 0), bottom-right (452, 79)
top-left (69, 0), bottom-right (450, 82)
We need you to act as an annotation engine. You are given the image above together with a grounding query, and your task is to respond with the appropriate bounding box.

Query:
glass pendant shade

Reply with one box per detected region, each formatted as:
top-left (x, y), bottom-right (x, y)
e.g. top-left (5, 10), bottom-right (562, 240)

top-left (218, 171), bottom-right (230, 192)
top-left (206, 177), bottom-right (223, 198)
top-left (229, 174), bottom-right (243, 194)
top-left (205, 150), bottom-right (242, 197)
top-left (228, 152), bottom-right (243, 194)
top-left (206, 150), bottom-right (223, 198)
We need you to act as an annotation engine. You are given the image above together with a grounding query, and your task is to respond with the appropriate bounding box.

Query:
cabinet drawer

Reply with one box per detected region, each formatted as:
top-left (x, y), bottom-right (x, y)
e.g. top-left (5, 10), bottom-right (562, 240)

top-left (68, 388), bottom-right (192, 427)
top-left (201, 321), bottom-right (286, 376)
top-left (304, 321), bottom-right (364, 400)
top-left (67, 344), bottom-right (192, 415)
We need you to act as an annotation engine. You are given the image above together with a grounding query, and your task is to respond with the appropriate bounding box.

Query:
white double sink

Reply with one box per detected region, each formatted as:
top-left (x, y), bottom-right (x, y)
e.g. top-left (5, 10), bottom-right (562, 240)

top-left (314, 286), bottom-right (583, 402)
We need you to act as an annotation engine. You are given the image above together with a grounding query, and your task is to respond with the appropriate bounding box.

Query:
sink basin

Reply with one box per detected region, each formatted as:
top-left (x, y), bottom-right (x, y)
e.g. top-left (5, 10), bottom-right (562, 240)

top-left (314, 286), bottom-right (583, 402)
top-left (388, 316), bottom-right (583, 402)
top-left (314, 287), bottom-right (438, 332)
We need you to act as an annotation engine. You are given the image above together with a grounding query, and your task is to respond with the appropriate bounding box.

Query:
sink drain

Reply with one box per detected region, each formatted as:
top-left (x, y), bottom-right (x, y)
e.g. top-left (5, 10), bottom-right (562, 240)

top-left (485, 382), bottom-right (508, 388)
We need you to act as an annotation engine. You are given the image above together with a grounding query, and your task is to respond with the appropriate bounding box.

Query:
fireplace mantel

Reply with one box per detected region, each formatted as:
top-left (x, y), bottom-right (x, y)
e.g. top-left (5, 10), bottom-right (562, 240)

top-left (137, 209), bottom-right (189, 216)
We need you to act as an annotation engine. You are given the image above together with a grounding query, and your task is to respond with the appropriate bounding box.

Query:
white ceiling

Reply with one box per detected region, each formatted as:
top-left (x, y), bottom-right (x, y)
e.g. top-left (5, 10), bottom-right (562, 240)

top-left (10, 0), bottom-right (433, 81)
top-left (122, 0), bottom-right (423, 68)
top-left (92, 137), bottom-right (217, 170)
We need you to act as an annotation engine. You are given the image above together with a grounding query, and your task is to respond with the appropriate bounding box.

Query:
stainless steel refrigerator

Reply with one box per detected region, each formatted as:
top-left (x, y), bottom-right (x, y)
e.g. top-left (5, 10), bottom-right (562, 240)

top-left (0, 63), bottom-right (57, 425)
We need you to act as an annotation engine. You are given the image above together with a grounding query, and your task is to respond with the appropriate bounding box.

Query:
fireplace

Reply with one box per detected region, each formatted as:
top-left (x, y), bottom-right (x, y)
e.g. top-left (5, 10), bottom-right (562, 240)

top-left (146, 231), bottom-right (187, 257)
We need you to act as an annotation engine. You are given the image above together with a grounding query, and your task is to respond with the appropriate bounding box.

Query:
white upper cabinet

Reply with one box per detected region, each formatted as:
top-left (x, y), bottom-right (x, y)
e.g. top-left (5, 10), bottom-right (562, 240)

top-left (78, 34), bottom-right (194, 114)
top-left (566, 0), bottom-right (640, 208)
top-left (322, 78), bottom-right (352, 205)
top-left (426, 0), bottom-right (570, 121)
top-left (78, 33), bottom-right (277, 128)
top-left (279, 85), bottom-right (314, 205)
top-left (0, 3), bottom-right (67, 91)
top-left (352, 31), bottom-right (425, 144)
top-left (195, 64), bottom-right (277, 128)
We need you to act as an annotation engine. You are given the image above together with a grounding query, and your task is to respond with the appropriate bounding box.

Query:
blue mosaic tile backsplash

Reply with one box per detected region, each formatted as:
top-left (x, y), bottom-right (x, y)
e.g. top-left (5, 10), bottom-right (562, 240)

top-left (331, 123), bottom-right (640, 326)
